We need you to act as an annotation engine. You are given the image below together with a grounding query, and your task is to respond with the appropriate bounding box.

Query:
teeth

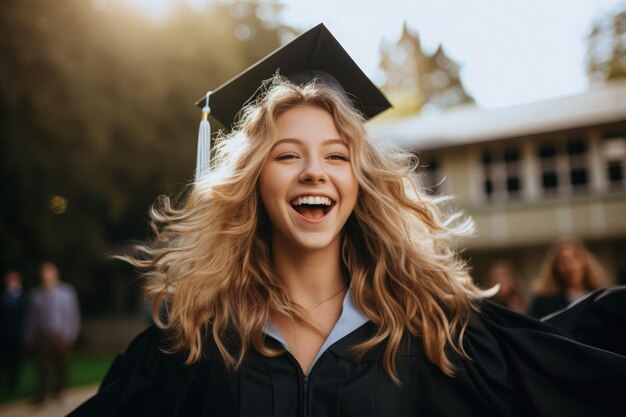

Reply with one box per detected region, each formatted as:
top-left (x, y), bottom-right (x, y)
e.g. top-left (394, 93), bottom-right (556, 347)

top-left (291, 196), bottom-right (333, 206)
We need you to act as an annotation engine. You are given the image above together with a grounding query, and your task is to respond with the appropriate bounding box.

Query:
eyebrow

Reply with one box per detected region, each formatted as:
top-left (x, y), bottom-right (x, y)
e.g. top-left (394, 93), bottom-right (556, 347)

top-left (272, 138), bottom-right (347, 147)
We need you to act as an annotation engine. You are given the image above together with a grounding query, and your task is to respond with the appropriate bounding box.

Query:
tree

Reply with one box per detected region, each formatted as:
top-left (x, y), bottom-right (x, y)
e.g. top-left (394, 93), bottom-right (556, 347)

top-left (376, 22), bottom-right (474, 119)
top-left (0, 0), bottom-right (289, 313)
top-left (587, 6), bottom-right (626, 83)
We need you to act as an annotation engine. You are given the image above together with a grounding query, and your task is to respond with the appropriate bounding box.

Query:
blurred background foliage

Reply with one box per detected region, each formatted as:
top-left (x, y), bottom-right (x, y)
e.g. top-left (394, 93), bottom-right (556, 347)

top-left (587, 7), bottom-right (626, 83)
top-left (375, 22), bottom-right (474, 119)
top-left (0, 0), bottom-right (291, 314)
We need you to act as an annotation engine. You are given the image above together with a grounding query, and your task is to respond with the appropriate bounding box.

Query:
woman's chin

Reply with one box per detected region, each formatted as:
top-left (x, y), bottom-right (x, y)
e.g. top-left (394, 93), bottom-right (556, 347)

top-left (286, 232), bottom-right (341, 253)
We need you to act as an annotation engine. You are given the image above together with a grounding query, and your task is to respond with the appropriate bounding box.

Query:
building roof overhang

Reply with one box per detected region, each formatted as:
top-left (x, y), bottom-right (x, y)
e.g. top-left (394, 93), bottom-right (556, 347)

top-left (367, 81), bottom-right (626, 152)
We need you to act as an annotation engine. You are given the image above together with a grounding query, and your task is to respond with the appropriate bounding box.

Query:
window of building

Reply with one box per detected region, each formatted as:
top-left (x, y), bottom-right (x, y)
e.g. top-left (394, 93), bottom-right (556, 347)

top-left (537, 137), bottom-right (590, 195)
top-left (601, 132), bottom-right (626, 190)
top-left (608, 161), bottom-right (624, 182)
top-left (567, 138), bottom-right (589, 188)
top-left (538, 143), bottom-right (558, 191)
top-left (480, 147), bottom-right (522, 202)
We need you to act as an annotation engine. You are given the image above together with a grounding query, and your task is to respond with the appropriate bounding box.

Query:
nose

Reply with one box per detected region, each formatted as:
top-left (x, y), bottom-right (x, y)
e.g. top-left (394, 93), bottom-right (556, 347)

top-left (298, 155), bottom-right (327, 183)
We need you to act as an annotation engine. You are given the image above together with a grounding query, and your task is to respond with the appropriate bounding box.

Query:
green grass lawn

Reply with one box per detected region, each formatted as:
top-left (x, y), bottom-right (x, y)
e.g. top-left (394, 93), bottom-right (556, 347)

top-left (0, 353), bottom-right (115, 404)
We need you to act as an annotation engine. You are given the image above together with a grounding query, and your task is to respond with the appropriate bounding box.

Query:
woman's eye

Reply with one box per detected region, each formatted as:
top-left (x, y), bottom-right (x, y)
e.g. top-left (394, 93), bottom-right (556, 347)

top-left (328, 154), bottom-right (350, 161)
top-left (276, 153), bottom-right (299, 160)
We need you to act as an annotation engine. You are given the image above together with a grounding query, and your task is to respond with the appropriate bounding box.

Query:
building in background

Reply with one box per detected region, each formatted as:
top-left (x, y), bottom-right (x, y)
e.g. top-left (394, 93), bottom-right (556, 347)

top-left (368, 81), bottom-right (626, 292)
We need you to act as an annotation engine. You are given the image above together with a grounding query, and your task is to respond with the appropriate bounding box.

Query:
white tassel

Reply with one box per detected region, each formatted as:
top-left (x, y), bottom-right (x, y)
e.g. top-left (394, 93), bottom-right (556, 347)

top-left (195, 91), bottom-right (212, 183)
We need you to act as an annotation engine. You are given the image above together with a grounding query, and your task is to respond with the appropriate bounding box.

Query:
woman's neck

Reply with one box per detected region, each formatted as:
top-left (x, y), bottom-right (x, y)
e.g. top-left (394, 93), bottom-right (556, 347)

top-left (271, 236), bottom-right (346, 309)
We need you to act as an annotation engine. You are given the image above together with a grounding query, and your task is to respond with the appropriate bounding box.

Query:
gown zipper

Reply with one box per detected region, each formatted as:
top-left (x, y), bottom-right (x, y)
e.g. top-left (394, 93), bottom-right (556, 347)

top-left (265, 331), bottom-right (356, 416)
top-left (281, 349), bottom-right (328, 417)
top-left (303, 374), bottom-right (309, 417)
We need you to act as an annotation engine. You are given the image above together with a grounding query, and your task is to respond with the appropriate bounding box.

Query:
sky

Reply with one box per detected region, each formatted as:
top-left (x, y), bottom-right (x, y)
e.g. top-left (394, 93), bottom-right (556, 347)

top-left (119, 0), bottom-right (626, 109)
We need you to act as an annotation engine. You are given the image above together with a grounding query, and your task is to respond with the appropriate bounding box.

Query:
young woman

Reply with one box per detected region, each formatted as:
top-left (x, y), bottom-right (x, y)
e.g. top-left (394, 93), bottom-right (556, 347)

top-left (530, 237), bottom-right (609, 318)
top-left (71, 25), bottom-right (626, 417)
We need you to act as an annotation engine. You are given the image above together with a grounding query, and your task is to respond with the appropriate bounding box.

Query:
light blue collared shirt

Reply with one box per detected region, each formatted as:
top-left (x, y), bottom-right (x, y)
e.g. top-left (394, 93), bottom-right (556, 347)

top-left (264, 288), bottom-right (369, 373)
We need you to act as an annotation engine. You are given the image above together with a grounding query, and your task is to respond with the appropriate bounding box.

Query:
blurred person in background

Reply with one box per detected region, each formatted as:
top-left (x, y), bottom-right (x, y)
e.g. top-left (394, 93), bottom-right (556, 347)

top-left (530, 237), bottom-right (609, 318)
top-left (24, 262), bottom-right (80, 404)
top-left (486, 261), bottom-right (527, 314)
top-left (0, 270), bottom-right (27, 394)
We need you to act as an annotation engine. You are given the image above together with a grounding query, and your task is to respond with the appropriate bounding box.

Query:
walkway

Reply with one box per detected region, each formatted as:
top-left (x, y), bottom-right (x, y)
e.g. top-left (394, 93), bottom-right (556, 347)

top-left (0, 384), bottom-right (97, 417)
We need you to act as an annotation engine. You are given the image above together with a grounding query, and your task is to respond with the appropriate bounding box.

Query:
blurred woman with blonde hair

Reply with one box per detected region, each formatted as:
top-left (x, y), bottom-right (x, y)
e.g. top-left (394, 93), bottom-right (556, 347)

top-left (530, 237), bottom-right (609, 318)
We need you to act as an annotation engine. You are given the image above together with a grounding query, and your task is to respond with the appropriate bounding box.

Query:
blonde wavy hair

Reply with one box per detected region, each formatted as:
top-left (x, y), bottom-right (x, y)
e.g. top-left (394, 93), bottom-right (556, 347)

top-left (127, 75), bottom-right (488, 383)
top-left (534, 237), bottom-right (609, 297)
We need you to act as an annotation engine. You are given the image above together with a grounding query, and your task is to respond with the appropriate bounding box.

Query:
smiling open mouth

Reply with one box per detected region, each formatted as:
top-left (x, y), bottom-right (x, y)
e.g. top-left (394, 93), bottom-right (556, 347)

top-left (290, 196), bottom-right (336, 220)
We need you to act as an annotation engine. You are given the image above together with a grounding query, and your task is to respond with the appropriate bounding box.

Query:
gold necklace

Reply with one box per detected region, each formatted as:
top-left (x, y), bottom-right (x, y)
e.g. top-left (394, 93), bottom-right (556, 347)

top-left (307, 282), bottom-right (348, 311)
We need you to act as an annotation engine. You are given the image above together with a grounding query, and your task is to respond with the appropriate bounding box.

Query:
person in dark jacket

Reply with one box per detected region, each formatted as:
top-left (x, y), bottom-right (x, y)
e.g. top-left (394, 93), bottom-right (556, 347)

top-left (70, 24), bottom-right (626, 417)
top-left (0, 270), bottom-right (27, 393)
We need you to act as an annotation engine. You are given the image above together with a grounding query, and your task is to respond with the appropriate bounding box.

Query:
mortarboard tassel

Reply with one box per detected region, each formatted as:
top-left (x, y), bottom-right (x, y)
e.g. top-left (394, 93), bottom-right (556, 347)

top-left (195, 91), bottom-right (213, 183)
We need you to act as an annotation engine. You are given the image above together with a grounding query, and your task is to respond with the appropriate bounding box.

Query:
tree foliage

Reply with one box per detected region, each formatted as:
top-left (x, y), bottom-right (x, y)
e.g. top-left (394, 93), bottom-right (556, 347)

top-left (376, 22), bottom-right (474, 120)
top-left (587, 6), bottom-right (626, 83)
top-left (0, 0), bottom-right (288, 313)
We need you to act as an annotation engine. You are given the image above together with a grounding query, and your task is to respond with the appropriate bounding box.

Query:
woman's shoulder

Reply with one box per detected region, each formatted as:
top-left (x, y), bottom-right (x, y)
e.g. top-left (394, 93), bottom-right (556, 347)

top-left (472, 288), bottom-right (626, 353)
top-left (122, 325), bottom-right (165, 353)
top-left (453, 293), bottom-right (626, 416)
top-left (539, 286), bottom-right (626, 355)
top-left (70, 326), bottom-right (205, 417)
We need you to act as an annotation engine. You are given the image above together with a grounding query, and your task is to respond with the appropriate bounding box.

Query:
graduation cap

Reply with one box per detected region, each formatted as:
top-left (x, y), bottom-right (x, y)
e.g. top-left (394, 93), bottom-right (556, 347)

top-left (194, 23), bottom-right (391, 182)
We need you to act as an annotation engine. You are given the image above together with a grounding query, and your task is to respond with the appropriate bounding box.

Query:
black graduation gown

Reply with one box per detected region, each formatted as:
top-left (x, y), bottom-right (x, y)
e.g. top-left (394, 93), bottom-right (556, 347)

top-left (541, 286), bottom-right (626, 356)
top-left (69, 289), bottom-right (626, 417)
top-left (529, 294), bottom-right (570, 318)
